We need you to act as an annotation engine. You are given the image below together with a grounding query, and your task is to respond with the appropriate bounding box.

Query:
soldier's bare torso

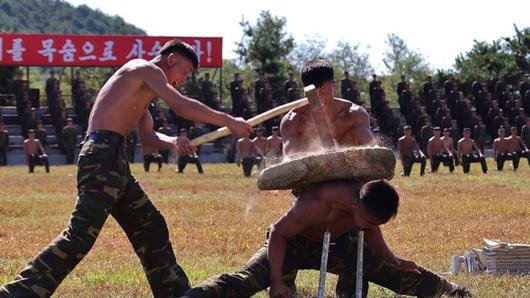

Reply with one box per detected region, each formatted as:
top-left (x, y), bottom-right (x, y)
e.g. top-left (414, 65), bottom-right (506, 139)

top-left (494, 138), bottom-right (510, 154)
top-left (398, 136), bottom-right (416, 155)
top-left (282, 98), bottom-right (371, 158)
top-left (458, 138), bottom-right (475, 155)
top-left (87, 59), bottom-right (160, 136)
top-left (24, 139), bottom-right (41, 155)
top-left (429, 137), bottom-right (446, 155)
top-left (237, 138), bottom-right (255, 158)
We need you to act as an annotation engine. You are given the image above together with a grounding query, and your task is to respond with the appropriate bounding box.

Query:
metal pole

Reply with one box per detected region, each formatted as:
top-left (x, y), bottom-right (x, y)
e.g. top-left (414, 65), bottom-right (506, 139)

top-left (356, 230), bottom-right (364, 298)
top-left (317, 229), bottom-right (331, 298)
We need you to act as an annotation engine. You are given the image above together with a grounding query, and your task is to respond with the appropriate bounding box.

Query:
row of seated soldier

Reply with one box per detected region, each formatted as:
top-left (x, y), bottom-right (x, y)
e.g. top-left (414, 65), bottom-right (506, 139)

top-left (397, 125), bottom-right (529, 176)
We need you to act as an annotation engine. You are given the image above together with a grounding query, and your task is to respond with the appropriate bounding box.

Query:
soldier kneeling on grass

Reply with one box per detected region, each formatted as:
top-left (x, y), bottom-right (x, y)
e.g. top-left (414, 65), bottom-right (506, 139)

top-left (24, 129), bottom-right (49, 173)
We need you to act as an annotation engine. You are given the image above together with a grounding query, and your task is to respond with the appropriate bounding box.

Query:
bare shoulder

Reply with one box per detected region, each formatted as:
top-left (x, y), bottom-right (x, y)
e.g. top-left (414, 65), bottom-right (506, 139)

top-left (121, 59), bottom-right (166, 80)
top-left (337, 98), bottom-right (370, 123)
top-left (280, 107), bottom-right (307, 136)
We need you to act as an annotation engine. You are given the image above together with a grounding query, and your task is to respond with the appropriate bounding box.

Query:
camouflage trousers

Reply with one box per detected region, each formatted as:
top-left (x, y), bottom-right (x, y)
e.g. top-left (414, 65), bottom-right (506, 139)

top-left (0, 131), bottom-right (190, 297)
top-left (184, 230), bottom-right (447, 298)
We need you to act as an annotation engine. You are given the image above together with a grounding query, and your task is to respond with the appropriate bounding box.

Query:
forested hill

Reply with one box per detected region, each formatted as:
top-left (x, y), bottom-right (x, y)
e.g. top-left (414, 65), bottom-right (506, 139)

top-left (0, 0), bottom-right (145, 35)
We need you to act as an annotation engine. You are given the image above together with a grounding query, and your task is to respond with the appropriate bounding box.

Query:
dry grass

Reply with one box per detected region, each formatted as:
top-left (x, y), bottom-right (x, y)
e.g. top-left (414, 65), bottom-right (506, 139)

top-left (0, 161), bottom-right (529, 297)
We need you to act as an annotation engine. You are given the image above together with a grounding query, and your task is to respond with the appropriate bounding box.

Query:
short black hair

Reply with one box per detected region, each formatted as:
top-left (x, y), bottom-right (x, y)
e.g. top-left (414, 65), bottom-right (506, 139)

top-left (300, 59), bottom-right (334, 87)
top-left (360, 180), bottom-right (399, 223)
top-left (159, 40), bottom-right (199, 69)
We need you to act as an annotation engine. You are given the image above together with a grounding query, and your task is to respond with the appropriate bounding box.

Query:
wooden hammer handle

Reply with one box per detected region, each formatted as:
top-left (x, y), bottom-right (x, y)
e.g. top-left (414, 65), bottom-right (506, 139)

top-left (190, 97), bottom-right (309, 147)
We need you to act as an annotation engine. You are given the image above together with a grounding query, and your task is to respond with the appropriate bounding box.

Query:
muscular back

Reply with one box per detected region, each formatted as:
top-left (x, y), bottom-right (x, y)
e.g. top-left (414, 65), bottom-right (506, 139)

top-left (87, 60), bottom-right (160, 136)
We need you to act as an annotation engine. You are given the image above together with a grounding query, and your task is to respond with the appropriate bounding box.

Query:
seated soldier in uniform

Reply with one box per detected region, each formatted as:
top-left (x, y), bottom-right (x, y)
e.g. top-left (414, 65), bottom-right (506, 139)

top-left (397, 125), bottom-right (426, 176)
top-left (177, 128), bottom-right (204, 174)
top-left (184, 59), bottom-right (470, 298)
top-left (427, 127), bottom-right (455, 173)
top-left (142, 144), bottom-right (163, 172)
top-left (493, 127), bottom-right (519, 171)
top-left (457, 128), bottom-right (487, 174)
top-left (24, 129), bottom-right (50, 173)
top-left (506, 126), bottom-right (530, 167)
top-left (237, 135), bottom-right (257, 177)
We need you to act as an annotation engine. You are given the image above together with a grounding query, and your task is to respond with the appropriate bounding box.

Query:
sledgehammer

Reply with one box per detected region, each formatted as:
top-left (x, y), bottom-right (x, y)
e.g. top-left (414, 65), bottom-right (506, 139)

top-left (190, 86), bottom-right (319, 147)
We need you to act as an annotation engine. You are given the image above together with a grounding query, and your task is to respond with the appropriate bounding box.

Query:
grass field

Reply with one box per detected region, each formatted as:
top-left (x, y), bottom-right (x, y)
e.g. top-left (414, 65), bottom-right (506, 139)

top-left (0, 161), bottom-right (529, 297)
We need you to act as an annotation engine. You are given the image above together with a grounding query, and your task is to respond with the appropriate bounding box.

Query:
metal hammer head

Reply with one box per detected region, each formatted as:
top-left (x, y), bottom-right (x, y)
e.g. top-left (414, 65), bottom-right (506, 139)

top-left (304, 84), bottom-right (322, 111)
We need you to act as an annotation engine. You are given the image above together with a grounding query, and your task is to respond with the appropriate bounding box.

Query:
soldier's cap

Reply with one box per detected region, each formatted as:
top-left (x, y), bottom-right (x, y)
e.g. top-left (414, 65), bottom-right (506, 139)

top-left (67, 118), bottom-right (73, 122)
top-left (463, 128), bottom-right (471, 132)
top-left (511, 126), bottom-right (517, 131)
top-left (271, 126), bottom-right (279, 131)
top-left (403, 125), bottom-right (411, 130)
top-left (254, 127), bottom-right (264, 132)
top-left (372, 127), bottom-right (380, 133)
top-left (28, 129), bottom-right (35, 134)
top-left (524, 74), bottom-right (529, 77)
top-left (443, 128), bottom-right (450, 132)
top-left (180, 128), bottom-right (188, 132)
top-left (433, 126), bottom-right (441, 131)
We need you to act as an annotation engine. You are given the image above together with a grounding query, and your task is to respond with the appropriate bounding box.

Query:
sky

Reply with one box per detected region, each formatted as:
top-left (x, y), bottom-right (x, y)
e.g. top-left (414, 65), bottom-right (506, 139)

top-left (65, 0), bottom-right (529, 73)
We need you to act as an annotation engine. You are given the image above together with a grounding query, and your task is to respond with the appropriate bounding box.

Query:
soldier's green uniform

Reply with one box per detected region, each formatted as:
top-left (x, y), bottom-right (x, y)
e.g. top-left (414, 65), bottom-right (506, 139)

top-left (0, 131), bottom-right (190, 297)
top-left (184, 229), bottom-right (450, 298)
top-left (62, 126), bottom-right (78, 164)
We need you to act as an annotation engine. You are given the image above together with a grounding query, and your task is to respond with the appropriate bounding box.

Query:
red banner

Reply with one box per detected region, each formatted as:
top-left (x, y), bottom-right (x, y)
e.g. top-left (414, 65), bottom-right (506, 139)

top-left (0, 33), bottom-right (222, 68)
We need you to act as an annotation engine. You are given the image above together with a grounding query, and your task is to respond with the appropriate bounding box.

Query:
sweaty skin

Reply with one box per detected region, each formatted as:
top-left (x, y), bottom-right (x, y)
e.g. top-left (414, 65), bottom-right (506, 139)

top-left (237, 137), bottom-right (255, 165)
top-left (23, 138), bottom-right (45, 157)
top-left (493, 134), bottom-right (510, 159)
top-left (507, 134), bottom-right (528, 152)
top-left (266, 133), bottom-right (283, 157)
top-left (252, 134), bottom-right (267, 157)
top-left (280, 81), bottom-right (374, 159)
top-left (87, 57), bottom-right (251, 153)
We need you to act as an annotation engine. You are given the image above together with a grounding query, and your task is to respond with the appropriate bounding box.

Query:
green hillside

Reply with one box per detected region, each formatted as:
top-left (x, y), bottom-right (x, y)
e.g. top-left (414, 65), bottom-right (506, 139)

top-left (0, 0), bottom-right (144, 35)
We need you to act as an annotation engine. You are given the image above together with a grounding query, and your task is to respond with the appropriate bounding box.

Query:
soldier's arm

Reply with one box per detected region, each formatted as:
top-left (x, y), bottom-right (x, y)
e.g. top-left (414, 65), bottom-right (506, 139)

top-left (268, 194), bottom-right (326, 292)
top-left (350, 106), bottom-right (375, 146)
top-left (493, 140), bottom-right (498, 160)
top-left (365, 225), bottom-right (422, 274)
top-left (397, 139), bottom-right (404, 160)
top-left (457, 140), bottom-right (463, 161)
top-left (427, 139), bottom-right (434, 163)
top-left (472, 140), bottom-right (482, 155)
top-left (138, 63), bottom-right (250, 137)
top-left (23, 141), bottom-right (29, 162)
top-left (37, 140), bottom-right (46, 156)
top-left (279, 111), bottom-right (303, 158)
top-left (137, 111), bottom-right (178, 151)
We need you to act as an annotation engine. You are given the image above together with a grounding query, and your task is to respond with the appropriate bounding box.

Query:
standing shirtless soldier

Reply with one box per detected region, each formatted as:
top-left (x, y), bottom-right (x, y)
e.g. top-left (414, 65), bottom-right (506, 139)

top-left (427, 127), bottom-right (455, 173)
top-left (493, 127), bottom-right (518, 171)
top-left (457, 128), bottom-right (487, 174)
top-left (397, 125), bottom-right (426, 176)
top-left (0, 40), bottom-right (251, 298)
top-left (183, 60), bottom-right (470, 298)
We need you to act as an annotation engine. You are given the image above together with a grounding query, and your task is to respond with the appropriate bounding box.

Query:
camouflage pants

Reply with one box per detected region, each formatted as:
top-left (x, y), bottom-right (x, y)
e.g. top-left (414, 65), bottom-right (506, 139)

top-left (184, 230), bottom-right (447, 298)
top-left (0, 131), bottom-right (190, 297)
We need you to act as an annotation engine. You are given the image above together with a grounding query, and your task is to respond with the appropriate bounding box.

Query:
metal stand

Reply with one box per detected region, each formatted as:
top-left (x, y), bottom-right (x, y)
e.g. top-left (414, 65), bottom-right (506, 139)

top-left (317, 229), bottom-right (331, 298)
top-left (356, 230), bottom-right (364, 298)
